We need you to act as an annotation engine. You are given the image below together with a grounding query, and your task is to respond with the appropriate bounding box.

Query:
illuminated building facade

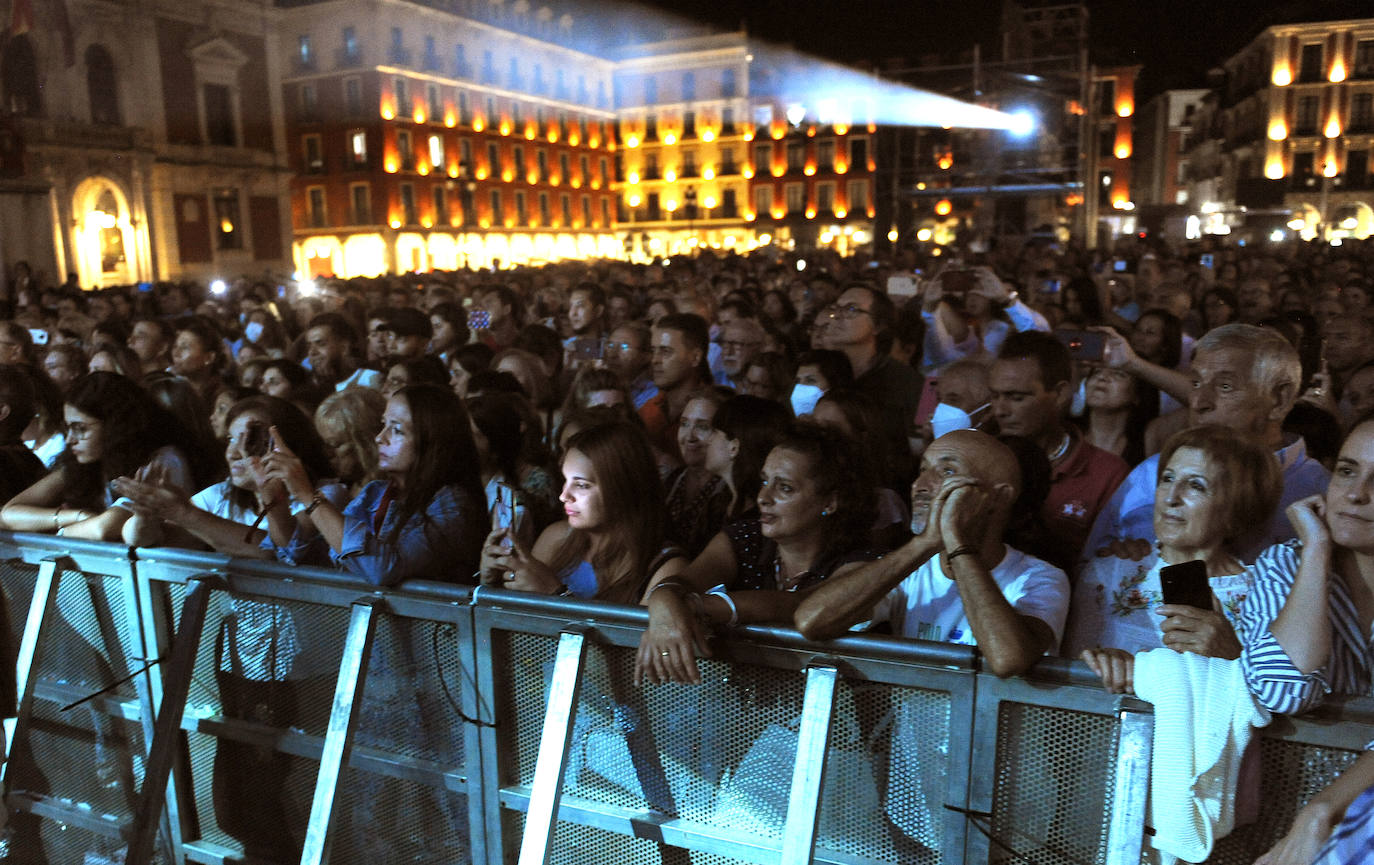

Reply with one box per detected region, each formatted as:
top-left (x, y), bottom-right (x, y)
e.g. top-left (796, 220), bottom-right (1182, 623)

top-left (279, 0), bottom-right (620, 276)
top-left (1183, 17), bottom-right (1374, 242)
top-left (614, 32), bottom-right (876, 257)
top-left (0, 0), bottom-right (292, 287)
top-left (1132, 89), bottom-right (1208, 240)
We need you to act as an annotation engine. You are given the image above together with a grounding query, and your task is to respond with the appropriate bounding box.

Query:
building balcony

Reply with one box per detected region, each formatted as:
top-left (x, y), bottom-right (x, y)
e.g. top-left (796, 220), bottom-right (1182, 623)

top-left (455, 61), bottom-right (474, 80)
top-left (679, 165), bottom-right (699, 178)
top-left (303, 159), bottom-right (327, 175)
top-left (291, 57), bottom-right (317, 75)
top-left (719, 161), bottom-right (738, 175)
top-left (421, 52), bottom-right (442, 73)
top-left (336, 47), bottom-right (362, 68)
top-left (388, 46), bottom-right (413, 67)
top-left (349, 209), bottom-right (372, 225)
top-left (641, 167), bottom-right (660, 180)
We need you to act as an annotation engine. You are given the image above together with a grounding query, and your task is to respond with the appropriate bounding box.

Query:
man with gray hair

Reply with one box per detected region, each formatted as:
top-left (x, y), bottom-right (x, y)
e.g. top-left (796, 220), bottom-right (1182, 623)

top-left (1081, 323), bottom-right (1329, 566)
top-left (715, 317), bottom-right (765, 390)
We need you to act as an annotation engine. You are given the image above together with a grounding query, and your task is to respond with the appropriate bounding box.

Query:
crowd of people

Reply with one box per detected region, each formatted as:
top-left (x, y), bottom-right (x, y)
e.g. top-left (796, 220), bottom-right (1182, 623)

top-left (1, 234), bottom-right (1373, 861)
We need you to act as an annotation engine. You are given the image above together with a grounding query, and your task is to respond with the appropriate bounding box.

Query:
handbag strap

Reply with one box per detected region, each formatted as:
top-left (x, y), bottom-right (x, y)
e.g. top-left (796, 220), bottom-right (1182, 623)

top-left (215, 614), bottom-right (245, 679)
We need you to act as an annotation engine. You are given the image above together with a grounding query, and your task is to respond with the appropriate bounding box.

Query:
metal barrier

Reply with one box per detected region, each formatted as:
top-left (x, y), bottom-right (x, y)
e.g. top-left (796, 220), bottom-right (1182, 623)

top-left (0, 531), bottom-right (1367, 865)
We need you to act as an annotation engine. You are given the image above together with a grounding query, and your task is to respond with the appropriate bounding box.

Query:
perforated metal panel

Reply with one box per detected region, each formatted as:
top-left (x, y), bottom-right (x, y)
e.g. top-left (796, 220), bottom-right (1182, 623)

top-left (332, 766), bottom-right (471, 864)
top-left (506, 810), bottom-right (758, 865)
top-left (353, 617), bottom-right (468, 765)
top-left (5, 813), bottom-right (129, 864)
top-left (1202, 738), bottom-right (1360, 865)
top-left (817, 680), bottom-right (951, 864)
top-left (989, 702), bottom-right (1118, 865)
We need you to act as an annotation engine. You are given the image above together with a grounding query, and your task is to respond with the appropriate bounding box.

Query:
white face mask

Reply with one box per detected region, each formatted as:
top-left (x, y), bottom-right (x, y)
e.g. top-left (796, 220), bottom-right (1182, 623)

top-left (790, 383), bottom-right (824, 417)
top-left (930, 401), bottom-right (974, 439)
top-left (243, 321), bottom-right (265, 343)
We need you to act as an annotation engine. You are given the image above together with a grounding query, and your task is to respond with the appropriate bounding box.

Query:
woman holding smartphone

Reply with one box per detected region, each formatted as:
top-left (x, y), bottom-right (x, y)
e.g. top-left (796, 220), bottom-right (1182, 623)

top-left (1068, 425), bottom-right (1281, 692)
top-left (261, 383), bottom-right (486, 585)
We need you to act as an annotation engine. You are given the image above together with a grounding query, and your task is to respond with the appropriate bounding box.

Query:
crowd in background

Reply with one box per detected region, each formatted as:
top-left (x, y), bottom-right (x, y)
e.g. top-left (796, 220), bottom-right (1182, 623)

top-left (1, 233), bottom-right (1373, 861)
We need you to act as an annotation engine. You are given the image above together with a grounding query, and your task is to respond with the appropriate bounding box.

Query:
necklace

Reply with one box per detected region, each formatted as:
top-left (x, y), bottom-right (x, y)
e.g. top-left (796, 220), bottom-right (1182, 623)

top-left (1048, 430), bottom-right (1071, 463)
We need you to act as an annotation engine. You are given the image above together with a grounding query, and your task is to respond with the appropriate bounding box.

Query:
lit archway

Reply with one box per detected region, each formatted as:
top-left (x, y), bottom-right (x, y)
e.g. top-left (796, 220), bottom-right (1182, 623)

top-left (71, 177), bottom-right (143, 287)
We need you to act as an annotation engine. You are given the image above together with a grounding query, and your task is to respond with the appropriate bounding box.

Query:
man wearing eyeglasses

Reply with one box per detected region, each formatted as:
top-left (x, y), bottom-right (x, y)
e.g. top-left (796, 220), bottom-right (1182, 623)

top-left (605, 322), bottom-right (657, 410)
top-left (715, 318), bottom-right (765, 390)
top-left (827, 284), bottom-right (921, 483)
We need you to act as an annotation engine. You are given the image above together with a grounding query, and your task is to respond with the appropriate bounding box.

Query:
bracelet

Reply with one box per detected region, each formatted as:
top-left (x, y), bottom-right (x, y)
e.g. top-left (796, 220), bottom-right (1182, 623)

top-left (705, 585), bottom-right (738, 627)
top-left (646, 579), bottom-right (690, 600)
top-left (303, 490), bottom-right (328, 516)
top-left (946, 545), bottom-right (977, 562)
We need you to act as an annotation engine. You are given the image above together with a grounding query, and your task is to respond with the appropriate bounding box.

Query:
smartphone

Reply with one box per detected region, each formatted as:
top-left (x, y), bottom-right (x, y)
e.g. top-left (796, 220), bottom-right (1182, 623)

top-left (492, 483), bottom-right (528, 551)
top-left (27, 328), bottom-right (48, 346)
top-left (1199, 253), bottom-right (1214, 269)
top-left (914, 375), bottom-right (940, 426)
top-left (887, 275), bottom-right (918, 298)
top-left (568, 336), bottom-right (604, 363)
top-left (1112, 258), bottom-right (1128, 273)
top-left (243, 423), bottom-right (273, 458)
top-left (1039, 278), bottom-right (1062, 295)
top-left (942, 269), bottom-right (977, 295)
top-left (1160, 560), bottom-right (1212, 610)
top-left (136, 282), bottom-right (154, 293)
top-left (467, 309), bottom-right (491, 330)
top-left (1053, 329), bottom-right (1107, 362)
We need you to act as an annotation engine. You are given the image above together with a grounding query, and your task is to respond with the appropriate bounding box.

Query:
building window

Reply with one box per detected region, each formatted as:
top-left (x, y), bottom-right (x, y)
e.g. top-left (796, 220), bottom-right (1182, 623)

top-left (213, 188), bottom-right (242, 249)
top-left (720, 145), bottom-right (736, 173)
top-left (1352, 93), bottom-right (1374, 131)
top-left (341, 26), bottom-right (359, 63)
top-left (515, 191), bottom-right (528, 223)
top-left (850, 137), bottom-right (868, 168)
top-left (297, 35), bottom-right (314, 69)
top-left (390, 27), bottom-right (407, 65)
top-left (817, 182), bottom-right (835, 213)
top-left (400, 183), bottom-right (417, 224)
top-left (1357, 40), bottom-right (1374, 78)
top-left (398, 130), bottom-right (414, 170)
top-left (485, 96), bottom-right (496, 126)
top-left (537, 149), bottom-right (549, 182)
top-left (1299, 43), bottom-right (1324, 83)
top-left (427, 84), bottom-right (440, 118)
top-left (458, 90), bottom-right (470, 123)
top-left (722, 107), bottom-right (735, 133)
top-left (423, 35), bottom-right (439, 71)
top-left (1096, 79), bottom-right (1115, 116)
top-left (303, 134), bottom-right (323, 171)
top-left (581, 195), bottom-right (592, 224)
top-left (300, 83), bottom-right (317, 120)
top-left (1348, 150), bottom-right (1369, 184)
top-left (682, 149), bottom-right (697, 177)
top-left (1296, 96), bottom-right (1319, 135)
top-left (599, 157), bottom-right (608, 185)
top-left (1293, 151), bottom-right (1315, 178)
top-left (818, 139), bottom-right (835, 168)
top-left (600, 197), bottom-right (610, 227)
top-left (538, 192), bottom-right (550, 225)
top-left (847, 179), bottom-right (869, 211)
top-left (753, 104), bottom-right (773, 128)
top-left (395, 77), bottom-right (411, 115)
top-left (204, 83), bottom-right (237, 146)
top-left (508, 56), bottom-right (522, 90)
top-left (579, 154), bottom-right (590, 183)
top-left (349, 129), bottom-right (367, 166)
top-left (455, 44), bottom-right (471, 78)
top-left (784, 183), bottom-right (804, 213)
top-left (721, 187), bottom-right (737, 217)
top-left (487, 141), bottom-right (500, 174)
top-left (754, 185), bottom-right (772, 216)
top-left (428, 134), bottom-right (445, 171)
top-left (433, 186), bottom-right (446, 222)
top-left (644, 153), bottom-right (659, 180)
top-left (350, 183), bottom-right (370, 224)
top-left (489, 189), bottom-right (503, 220)
top-left (513, 145), bottom-right (525, 177)
top-left (307, 186), bottom-right (326, 227)
top-left (683, 110), bottom-right (696, 138)
top-left (85, 45), bottom-right (120, 126)
top-left (682, 71), bottom-right (695, 101)
top-left (460, 138), bottom-right (473, 176)
top-left (560, 194), bottom-right (571, 224)
top-left (722, 69), bottom-right (736, 98)
top-left (645, 113), bottom-right (658, 141)
top-left (559, 152), bottom-right (570, 182)
top-left (754, 143), bottom-right (771, 171)
top-left (786, 141), bottom-right (805, 171)
top-left (344, 77), bottom-right (362, 116)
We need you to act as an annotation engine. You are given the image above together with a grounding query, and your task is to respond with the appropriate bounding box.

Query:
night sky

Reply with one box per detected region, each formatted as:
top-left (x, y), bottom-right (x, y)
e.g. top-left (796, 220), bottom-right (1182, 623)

top-left (608, 0), bottom-right (1374, 100)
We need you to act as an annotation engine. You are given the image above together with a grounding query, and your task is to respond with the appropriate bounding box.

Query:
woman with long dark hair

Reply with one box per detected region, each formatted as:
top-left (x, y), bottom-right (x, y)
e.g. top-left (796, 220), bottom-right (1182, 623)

top-left (480, 420), bottom-right (687, 605)
top-left (1, 372), bottom-right (215, 540)
top-left (262, 383), bottom-right (486, 584)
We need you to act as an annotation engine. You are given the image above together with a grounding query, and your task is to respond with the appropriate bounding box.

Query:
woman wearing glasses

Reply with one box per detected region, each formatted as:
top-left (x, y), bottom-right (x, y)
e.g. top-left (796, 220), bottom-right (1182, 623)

top-left (1, 372), bottom-right (218, 540)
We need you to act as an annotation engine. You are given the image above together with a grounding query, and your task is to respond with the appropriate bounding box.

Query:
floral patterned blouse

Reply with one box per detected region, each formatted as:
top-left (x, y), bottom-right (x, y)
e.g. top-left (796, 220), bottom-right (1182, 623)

top-left (1062, 549), bottom-right (1253, 657)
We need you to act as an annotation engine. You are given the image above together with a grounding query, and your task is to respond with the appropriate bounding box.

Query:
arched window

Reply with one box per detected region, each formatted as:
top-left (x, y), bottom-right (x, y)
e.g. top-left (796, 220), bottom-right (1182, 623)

top-left (86, 45), bottom-right (120, 126)
top-left (2, 35), bottom-right (43, 117)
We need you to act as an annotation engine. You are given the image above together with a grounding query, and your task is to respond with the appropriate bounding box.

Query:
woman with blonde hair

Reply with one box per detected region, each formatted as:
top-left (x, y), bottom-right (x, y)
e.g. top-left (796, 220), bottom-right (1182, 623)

top-left (314, 387), bottom-right (385, 497)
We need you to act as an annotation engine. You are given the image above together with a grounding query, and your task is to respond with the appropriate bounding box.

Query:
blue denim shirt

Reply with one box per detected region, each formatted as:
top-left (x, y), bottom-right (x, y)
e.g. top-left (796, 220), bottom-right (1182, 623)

top-left (270, 480), bottom-right (483, 586)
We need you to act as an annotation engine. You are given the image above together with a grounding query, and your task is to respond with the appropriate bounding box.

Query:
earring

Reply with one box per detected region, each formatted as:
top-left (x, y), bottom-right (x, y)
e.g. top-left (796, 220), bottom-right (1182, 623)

top-left (820, 509), bottom-right (830, 517)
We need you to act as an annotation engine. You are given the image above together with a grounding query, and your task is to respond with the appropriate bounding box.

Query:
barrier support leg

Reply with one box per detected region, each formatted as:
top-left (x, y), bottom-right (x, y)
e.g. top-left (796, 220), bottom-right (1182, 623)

top-left (781, 664), bottom-right (838, 865)
top-left (300, 600), bottom-right (378, 865)
top-left (517, 628), bottom-right (589, 865)
top-left (126, 576), bottom-right (213, 865)
top-left (2, 558), bottom-right (61, 784)
top-left (1105, 700), bottom-right (1154, 865)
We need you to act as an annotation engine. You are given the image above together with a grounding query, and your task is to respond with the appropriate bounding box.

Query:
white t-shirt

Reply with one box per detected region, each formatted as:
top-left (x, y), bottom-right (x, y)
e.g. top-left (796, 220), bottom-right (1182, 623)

top-left (870, 545), bottom-right (1070, 652)
top-left (191, 480), bottom-right (256, 525)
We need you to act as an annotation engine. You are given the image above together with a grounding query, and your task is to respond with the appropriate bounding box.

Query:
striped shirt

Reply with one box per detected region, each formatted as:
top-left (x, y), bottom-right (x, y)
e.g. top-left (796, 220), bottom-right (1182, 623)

top-left (1312, 782), bottom-right (1374, 865)
top-left (1239, 542), bottom-right (1374, 717)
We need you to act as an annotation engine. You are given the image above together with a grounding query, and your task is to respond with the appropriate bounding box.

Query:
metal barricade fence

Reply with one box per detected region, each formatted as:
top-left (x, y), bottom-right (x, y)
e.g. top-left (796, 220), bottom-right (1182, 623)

top-left (0, 532), bottom-right (1367, 865)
